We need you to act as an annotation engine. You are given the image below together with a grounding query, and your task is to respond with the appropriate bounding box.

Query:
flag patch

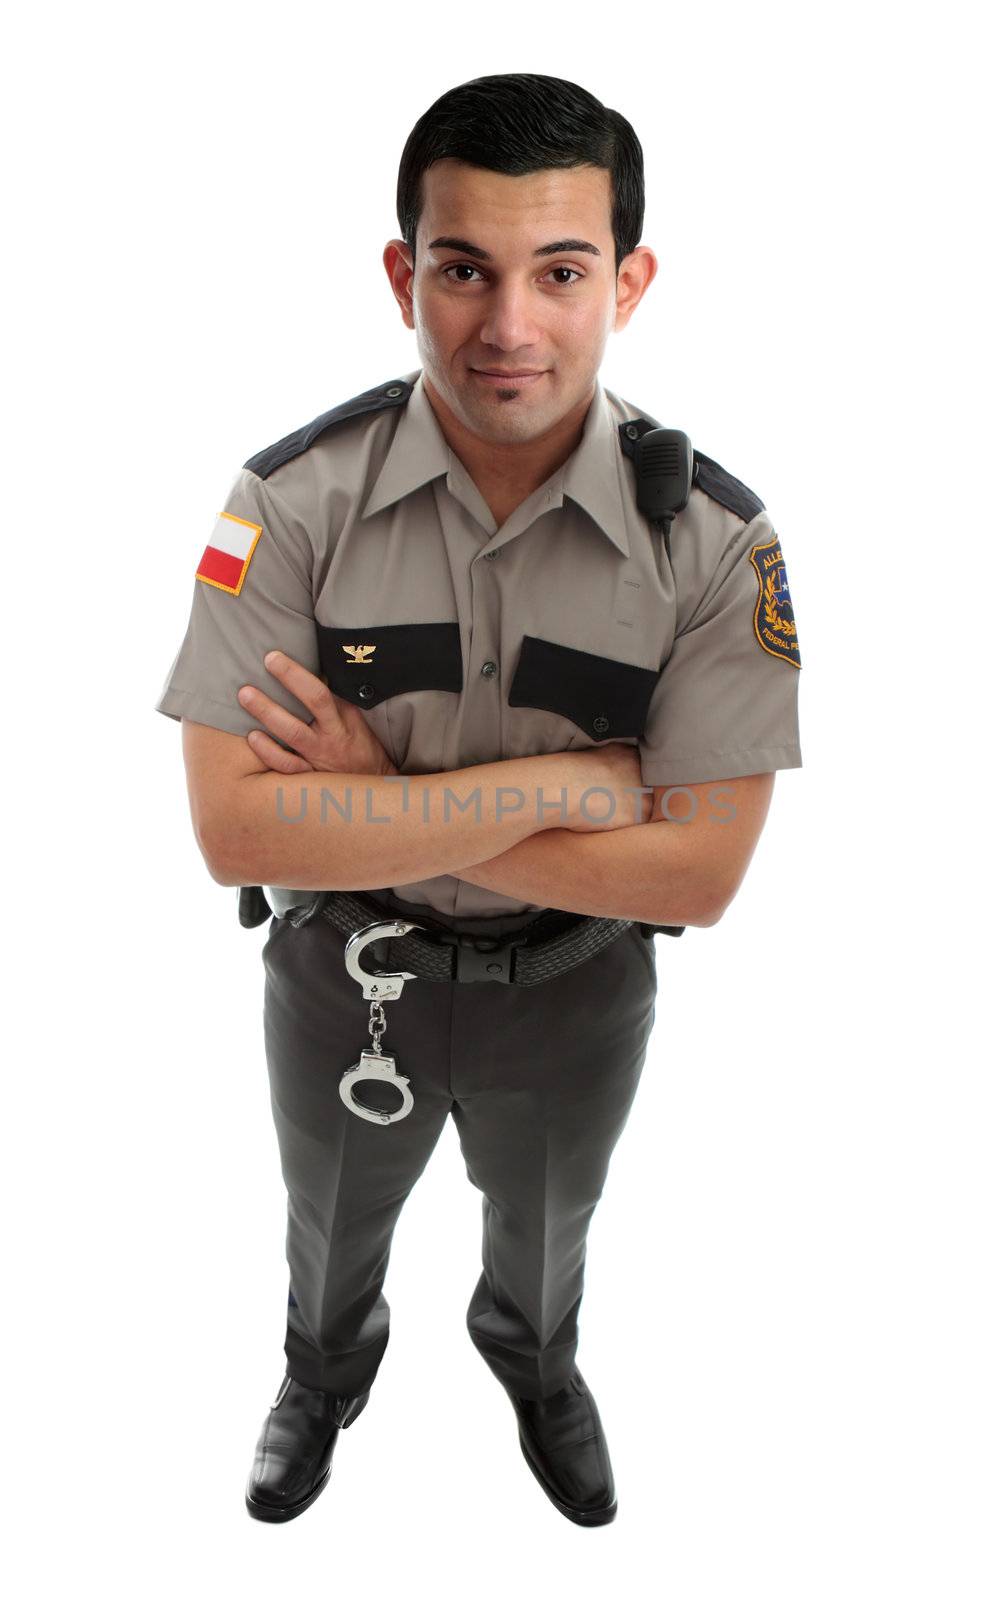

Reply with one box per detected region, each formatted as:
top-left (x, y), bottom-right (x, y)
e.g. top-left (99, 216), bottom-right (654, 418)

top-left (196, 511), bottom-right (263, 595)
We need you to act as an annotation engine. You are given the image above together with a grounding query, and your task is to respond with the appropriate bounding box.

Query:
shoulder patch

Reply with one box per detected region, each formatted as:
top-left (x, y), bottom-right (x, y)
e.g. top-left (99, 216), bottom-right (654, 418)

top-left (693, 450), bottom-right (765, 523)
top-left (750, 537), bottom-right (801, 667)
top-left (243, 377), bottom-right (415, 481)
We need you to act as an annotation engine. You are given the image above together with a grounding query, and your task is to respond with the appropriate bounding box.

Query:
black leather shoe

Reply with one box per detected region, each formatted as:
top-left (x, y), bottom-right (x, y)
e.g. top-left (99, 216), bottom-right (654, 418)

top-left (245, 1373), bottom-right (370, 1522)
top-left (509, 1366), bottom-right (617, 1526)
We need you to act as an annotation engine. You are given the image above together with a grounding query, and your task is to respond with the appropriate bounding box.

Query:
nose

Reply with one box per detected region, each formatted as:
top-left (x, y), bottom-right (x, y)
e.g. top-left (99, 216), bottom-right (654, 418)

top-left (478, 280), bottom-right (542, 354)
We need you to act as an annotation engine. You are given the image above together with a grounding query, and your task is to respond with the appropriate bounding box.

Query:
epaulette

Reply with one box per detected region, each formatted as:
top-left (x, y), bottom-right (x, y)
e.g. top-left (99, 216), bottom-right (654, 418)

top-left (692, 449), bottom-right (765, 523)
top-left (243, 376), bottom-right (415, 481)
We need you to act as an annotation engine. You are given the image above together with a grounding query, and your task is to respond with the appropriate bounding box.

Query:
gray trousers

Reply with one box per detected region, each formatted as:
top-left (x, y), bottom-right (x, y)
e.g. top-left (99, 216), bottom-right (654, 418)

top-left (261, 900), bottom-right (658, 1402)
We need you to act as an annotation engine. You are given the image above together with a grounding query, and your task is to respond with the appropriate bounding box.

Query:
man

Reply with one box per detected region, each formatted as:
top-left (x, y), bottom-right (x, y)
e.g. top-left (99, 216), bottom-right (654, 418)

top-left (155, 72), bottom-right (802, 1527)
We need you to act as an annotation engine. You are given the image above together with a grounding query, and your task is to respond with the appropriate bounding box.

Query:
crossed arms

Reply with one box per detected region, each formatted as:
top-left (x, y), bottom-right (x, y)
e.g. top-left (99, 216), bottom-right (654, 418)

top-left (181, 651), bottom-right (773, 928)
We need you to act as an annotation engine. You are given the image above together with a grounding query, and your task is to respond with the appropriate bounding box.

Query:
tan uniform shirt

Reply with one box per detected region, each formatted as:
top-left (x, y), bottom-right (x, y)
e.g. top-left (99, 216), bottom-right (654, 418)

top-left (155, 367), bottom-right (802, 920)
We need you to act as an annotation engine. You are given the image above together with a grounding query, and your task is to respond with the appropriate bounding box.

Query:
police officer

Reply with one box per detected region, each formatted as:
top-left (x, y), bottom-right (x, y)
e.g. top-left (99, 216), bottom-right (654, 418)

top-left (155, 73), bottom-right (802, 1527)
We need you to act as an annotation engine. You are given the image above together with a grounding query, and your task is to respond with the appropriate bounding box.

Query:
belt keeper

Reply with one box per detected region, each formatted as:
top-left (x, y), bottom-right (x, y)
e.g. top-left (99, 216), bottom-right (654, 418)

top-left (450, 928), bottom-right (530, 983)
top-left (237, 885), bottom-right (272, 928)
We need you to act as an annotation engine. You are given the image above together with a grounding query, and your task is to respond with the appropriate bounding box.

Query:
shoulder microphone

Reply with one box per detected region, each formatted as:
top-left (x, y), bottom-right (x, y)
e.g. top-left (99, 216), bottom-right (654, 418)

top-left (633, 429), bottom-right (694, 558)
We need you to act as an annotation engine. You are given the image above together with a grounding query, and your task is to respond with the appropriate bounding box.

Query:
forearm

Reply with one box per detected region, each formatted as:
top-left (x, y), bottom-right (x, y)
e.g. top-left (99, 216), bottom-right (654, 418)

top-left (207, 754), bottom-right (575, 890)
top-left (455, 822), bottom-right (717, 926)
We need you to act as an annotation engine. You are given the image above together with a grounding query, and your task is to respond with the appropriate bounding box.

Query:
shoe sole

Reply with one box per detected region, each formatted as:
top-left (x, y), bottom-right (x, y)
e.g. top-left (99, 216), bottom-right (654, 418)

top-left (245, 1463), bottom-right (332, 1523)
top-left (517, 1434), bottom-right (617, 1527)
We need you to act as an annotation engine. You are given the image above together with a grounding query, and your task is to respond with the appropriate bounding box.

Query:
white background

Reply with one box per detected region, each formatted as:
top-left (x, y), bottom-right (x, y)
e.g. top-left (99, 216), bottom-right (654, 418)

top-left (4, 2), bottom-right (1003, 1595)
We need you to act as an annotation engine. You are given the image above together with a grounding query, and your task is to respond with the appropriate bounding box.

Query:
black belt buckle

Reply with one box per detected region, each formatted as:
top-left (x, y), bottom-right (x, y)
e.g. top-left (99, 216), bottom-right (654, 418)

top-left (452, 928), bottom-right (529, 984)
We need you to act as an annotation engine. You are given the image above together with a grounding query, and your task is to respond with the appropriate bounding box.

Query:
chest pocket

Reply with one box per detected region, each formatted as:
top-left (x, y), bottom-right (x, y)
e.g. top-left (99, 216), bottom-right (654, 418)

top-left (316, 620), bottom-right (463, 771)
top-left (507, 634), bottom-right (659, 746)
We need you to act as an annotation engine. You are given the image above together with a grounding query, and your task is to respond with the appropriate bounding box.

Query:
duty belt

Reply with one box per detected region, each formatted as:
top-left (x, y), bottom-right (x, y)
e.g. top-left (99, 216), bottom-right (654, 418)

top-left (253, 887), bottom-right (683, 1128)
top-left (285, 888), bottom-right (638, 986)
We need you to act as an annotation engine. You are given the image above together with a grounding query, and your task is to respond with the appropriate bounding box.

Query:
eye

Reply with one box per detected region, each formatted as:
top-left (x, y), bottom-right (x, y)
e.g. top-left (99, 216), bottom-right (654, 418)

top-left (544, 266), bottom-right (584, 287)
top-left (443, 263), bottom-right (486, 284)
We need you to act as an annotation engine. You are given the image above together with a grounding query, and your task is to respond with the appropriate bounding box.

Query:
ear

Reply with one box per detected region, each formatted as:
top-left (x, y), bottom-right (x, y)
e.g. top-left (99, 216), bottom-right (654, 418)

top-left (383, 239), bottom-right (416, 330)
top-left (613, 246), bottom-right (659, 333)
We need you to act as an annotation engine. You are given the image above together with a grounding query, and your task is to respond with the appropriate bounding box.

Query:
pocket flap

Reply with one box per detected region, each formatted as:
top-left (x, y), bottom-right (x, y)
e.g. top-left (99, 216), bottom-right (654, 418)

top-left (507, 635), bottom-right (658, 740)
top-left (316, 620), bottom-right (463, 708)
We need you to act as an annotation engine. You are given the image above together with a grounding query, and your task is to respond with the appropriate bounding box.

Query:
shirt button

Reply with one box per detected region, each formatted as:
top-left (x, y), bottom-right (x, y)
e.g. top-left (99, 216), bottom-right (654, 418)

top-left (358, 683), bottom-right (376, 701)
top-left (480, 661), bottom-right (497, 678)
top-left (485, 548), bottom-right (500, 560)
top-left (592, 714), bottom-right (609, 734)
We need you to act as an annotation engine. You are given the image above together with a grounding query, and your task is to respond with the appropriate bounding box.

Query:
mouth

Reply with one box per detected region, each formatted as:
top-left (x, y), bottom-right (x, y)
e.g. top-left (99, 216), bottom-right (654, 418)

top-left (471, 368), bottom-right (547, 389)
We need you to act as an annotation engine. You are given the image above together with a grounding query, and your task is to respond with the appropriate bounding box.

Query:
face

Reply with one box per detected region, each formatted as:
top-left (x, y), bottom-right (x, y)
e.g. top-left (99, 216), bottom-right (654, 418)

top-left (384, 158), bottom-right (657, 447)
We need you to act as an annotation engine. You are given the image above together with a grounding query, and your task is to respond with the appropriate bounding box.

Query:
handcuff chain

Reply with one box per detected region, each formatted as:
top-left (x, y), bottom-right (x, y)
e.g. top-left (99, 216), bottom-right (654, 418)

top-left (369, 999), bottom-right (387, 1049)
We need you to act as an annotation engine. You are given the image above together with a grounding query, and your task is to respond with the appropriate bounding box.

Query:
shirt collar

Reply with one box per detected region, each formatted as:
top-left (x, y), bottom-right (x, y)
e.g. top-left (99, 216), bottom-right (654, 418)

top-left (361, 368), bottom-right (632, 557)
top-left (361, 369), bottom-right (451, 518)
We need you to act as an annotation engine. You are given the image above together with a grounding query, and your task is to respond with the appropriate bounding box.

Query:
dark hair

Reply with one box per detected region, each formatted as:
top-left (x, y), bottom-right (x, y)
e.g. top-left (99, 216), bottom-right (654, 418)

top-left (397, 73), bottom-right (644, 272)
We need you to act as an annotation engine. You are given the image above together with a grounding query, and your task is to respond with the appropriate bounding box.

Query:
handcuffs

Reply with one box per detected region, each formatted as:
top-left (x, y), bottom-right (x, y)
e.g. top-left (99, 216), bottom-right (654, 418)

top-left (340, 919), bottom-right (423, 1127)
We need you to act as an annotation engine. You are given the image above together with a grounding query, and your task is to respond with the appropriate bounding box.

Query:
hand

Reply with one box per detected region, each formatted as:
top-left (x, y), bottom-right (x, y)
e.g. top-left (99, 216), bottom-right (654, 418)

top-left (564, 742), bottom-right (653, 829)
top-left (237, 650), bottom-right (400, 777)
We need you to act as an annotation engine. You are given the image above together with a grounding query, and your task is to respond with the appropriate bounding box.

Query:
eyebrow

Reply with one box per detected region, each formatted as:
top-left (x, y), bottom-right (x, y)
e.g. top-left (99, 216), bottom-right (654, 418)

top-left (428, 235), bottom-right (601, 261)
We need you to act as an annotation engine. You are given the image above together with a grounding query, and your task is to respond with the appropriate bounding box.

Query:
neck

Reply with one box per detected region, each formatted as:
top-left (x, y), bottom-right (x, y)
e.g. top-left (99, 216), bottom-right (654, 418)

top-left (422, 372), bottom-right (595, 505)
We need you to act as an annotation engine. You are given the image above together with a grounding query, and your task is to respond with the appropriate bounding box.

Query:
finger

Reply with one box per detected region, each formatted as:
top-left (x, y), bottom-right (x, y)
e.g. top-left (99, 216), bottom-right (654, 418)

top-left (237, 683), bottom-right (320, 758)
top-left (246, 729), bottom-right (313, 773)
top-left (263, 650), bottom-right (346, 726)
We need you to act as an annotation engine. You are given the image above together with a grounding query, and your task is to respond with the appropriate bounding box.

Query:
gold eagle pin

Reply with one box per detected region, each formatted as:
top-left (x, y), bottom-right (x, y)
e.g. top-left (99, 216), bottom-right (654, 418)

top-left (343, 644), bottom-right (376, 664)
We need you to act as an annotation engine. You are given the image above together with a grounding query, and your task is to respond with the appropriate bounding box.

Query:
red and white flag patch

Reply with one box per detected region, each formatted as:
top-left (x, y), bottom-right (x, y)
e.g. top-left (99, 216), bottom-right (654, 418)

top-left (196, 511), bottom-right (263, 595)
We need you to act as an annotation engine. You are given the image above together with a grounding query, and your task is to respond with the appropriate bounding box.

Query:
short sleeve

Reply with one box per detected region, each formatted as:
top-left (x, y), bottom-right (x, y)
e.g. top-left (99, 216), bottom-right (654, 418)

top-left (154, 467), bottom-right (320, 737)
top-left (637, 507), bottom-right (803, 787)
